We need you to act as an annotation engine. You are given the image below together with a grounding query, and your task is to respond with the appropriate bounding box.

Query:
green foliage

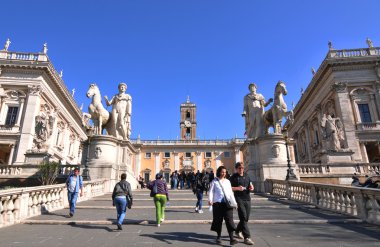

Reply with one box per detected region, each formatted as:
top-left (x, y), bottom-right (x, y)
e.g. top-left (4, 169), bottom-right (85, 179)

top-left (37, 161), bottom-right (60, 185)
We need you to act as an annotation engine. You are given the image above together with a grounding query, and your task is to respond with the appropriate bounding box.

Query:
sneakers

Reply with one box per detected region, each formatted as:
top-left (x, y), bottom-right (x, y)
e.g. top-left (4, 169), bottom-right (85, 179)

top-left (244, 238), bottom-right (254, 245)
top-left (198, 209), bottom-right (203, 214)
top-left (157, 224), bottom-right (160, 227)
top-left (68, 213), bottom-right (73, 218)
top-left (230, 239), bottom-right (238, 245)
top-left (195, 206), bottom-right (199, 212)
top-left (216, 237), bottom-right (222, 244)
top-left (235, 231), bottom-right (244, 239)
top-left (117, 223), bottom-right (123, 230)
top-left (161, 218), bottom-right (165, 222)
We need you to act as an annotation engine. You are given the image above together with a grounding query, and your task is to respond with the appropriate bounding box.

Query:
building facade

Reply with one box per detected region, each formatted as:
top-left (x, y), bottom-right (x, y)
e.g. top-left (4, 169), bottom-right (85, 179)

top-left (0, 44), bottom-right (87, 181)
top-left (287, 42), bottom-right (380, 183)
top-left (132, 97), bottom-right (244, 182)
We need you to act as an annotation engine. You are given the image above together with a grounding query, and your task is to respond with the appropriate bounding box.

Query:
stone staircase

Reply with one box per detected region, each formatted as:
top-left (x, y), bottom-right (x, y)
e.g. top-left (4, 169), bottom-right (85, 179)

top-left (0, 189), bottom-right (379, 247)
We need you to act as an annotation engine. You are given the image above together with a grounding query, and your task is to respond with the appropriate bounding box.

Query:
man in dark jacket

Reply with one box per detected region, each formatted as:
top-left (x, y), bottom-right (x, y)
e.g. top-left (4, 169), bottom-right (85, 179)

top-left (112, 173), bottom-right (133, 230)
top-left (229, 162), bottom-right (254, 245)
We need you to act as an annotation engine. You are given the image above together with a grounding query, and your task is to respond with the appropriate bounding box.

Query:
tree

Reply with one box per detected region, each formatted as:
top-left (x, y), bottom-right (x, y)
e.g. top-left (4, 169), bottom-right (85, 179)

top-left (37, 161), bottom-right (60, 185)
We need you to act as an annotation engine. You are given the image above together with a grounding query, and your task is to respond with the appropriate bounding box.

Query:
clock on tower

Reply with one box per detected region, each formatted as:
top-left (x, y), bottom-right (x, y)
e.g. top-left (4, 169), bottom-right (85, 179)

top-left (180, 96), bottom-right (197, 140)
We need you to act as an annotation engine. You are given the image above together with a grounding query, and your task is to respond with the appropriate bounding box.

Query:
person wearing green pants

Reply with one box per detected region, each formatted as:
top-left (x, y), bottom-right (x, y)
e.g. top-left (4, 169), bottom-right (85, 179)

top-left (148, 173), bottom-right (169, 226)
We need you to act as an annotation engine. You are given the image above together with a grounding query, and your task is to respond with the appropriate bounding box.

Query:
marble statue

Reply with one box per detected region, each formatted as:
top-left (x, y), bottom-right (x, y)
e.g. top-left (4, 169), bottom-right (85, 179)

top-left (3, 38), bottom-right (10, 51)
top-left (86, 83), bottom-right (111, 135)
top-left (366, 37), bottom-right (374, 48)
top-left (321, 114), bottom-right (344, 151)
top-left (34, 112), bottom-right (55, 149)
top-left (242, 83), bottom-right (272, 139)
top-left (311, 67), bottom-right (316, 75)
top-left (43, 43), bottom-right (48, 54)
top-left (263, 80), bottom-right (293, 134)
top-left (104, 82), bottom-right (132, 140)
top-left (328, 40), bottom-right (333, 50)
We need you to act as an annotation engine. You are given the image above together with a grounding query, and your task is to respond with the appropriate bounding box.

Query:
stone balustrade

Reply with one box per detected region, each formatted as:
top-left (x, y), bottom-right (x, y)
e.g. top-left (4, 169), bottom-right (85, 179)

top-left (356, 122), bottom-right (380, 131)
top-left (266, 179), bottom-right (380, 225)
top-left (130, 138), bottom-right (245, 146)
top-left (0, 179), bottom-right (110, 228)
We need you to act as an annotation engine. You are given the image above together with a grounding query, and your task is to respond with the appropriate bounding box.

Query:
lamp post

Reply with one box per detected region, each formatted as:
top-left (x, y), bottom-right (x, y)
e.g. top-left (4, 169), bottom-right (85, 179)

top-left (283, 129), bottom-right (298, 181)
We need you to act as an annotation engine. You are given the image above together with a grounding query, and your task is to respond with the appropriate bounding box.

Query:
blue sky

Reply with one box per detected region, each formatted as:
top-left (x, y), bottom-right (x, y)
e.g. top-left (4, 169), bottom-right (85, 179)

top-left (1, 0), bottom-right (379, 140)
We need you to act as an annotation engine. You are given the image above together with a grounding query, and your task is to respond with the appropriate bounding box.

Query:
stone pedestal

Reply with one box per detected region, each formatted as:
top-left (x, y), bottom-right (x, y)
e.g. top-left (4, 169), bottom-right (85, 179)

top-left (241, 134), bottom-right (299, 193)
top-left (82, 135), bottom-right (137, 190)
top-left (320, 150), bottom-right (354, 163)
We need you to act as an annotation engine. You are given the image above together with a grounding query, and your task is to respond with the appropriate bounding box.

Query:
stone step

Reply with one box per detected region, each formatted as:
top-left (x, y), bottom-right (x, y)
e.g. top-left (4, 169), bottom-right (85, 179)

top-left (23, 218), bottom-right (363, 225)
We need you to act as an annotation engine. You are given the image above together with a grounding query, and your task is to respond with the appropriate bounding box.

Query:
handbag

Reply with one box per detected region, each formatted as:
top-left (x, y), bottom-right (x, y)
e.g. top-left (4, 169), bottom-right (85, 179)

top-left (217, 179), bottom-right (237, 209)
top-left (150, 181), bottom-right (158, 197)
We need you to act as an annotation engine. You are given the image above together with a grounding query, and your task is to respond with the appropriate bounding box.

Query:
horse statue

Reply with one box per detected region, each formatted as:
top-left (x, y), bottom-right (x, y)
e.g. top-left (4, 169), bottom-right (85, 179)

top-left (263, 80), bottom-right (293, 134)
top-left (86, 83), bottom-right (111, 135)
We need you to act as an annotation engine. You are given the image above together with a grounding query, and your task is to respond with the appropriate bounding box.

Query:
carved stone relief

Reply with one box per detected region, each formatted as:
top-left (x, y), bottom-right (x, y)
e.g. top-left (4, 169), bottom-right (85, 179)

top-left (33, 104), bottom-right (56, 150)
top-left (271, 145), bottom-right (280, 158)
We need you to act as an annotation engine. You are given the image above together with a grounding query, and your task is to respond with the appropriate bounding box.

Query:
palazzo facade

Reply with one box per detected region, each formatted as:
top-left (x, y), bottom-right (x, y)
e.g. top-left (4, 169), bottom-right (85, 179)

top-left (287, 41), bottom-right (380, 183)
top-left (132, 97), bottom-right (244, 182)
top-left (0, 44), bottom-right (87, 180)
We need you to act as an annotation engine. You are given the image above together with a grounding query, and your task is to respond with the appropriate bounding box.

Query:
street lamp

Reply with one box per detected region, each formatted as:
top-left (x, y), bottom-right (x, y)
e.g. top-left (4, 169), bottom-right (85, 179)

top-left (283, 129), bottom-right (298, 181)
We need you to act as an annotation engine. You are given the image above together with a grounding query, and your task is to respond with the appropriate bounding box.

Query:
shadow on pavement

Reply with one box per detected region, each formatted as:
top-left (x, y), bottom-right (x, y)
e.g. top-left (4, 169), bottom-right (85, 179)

top-left (140, 231), bottom-right (223, 245)
top-left (69, 224), bottom-right (114, 232)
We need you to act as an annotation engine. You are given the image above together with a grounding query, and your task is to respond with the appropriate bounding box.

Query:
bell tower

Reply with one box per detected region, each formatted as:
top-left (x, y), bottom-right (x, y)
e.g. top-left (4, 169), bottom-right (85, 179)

top-left (180, 96), bottom-right (197, 140)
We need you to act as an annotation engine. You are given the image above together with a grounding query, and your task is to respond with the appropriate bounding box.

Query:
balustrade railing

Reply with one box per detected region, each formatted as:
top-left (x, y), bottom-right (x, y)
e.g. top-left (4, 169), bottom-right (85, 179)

top-left (356, 122), bottom-right (380, 131)
top-left (130, 138), bottom-right (245, 145)
top-left (266, 179), bottom-right (380, 225)
top-left (0, 179), bottom-right (110, 228)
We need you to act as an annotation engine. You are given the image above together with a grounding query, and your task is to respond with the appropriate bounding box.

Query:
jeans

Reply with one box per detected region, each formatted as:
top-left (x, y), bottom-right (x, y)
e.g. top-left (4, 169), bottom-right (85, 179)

top-left (196, 191), bottom-right (203, 210)
top-left (154, 194), bottom-right (167, 224)
top-left (236, 198), bottom-right (251, 238)
top-left (180, 180), bottom-right (184, 189)
top-left (67, 191), bottom-right (79, 215)
top-left (114, 196), bottom-right (127, 225)
top-left (172, 179), bottom-right (178, 190)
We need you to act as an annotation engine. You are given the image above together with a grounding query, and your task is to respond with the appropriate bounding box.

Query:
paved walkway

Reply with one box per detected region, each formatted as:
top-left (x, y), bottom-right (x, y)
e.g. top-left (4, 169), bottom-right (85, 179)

top-left (0, 189), bottom-right (380, 247)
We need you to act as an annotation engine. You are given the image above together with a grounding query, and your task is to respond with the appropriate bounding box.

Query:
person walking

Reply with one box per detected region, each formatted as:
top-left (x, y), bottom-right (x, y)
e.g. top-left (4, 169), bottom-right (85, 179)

top-left (208, 166), bottom-right (238, 245)
top-left (65, 167), bottom-right (83, 218)
top-left (229, 162), bottom-right (254, 245)
top-left (112, 173), bottom-right (133, 230)
top-left (193, 172), bottom-right (206, 213)
top-left (147, 173), bottom-right (169, 227)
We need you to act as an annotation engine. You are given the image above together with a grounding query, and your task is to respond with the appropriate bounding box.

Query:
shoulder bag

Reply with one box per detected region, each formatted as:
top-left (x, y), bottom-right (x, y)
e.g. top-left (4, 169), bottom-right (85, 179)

top-left (217, 179), bottom-right (237, 209)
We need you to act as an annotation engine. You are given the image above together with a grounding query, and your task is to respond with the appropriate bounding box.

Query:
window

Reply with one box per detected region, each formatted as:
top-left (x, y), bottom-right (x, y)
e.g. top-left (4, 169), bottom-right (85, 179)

top-left (224, 152), bottom-right (231, 158)
top-left (186, 111), bottom-right (191, 119)
top-left (186, 128), bottom-right (191, 138)
top-left (164, 152), bottom-right (170, 158)
top-left (5, 107), bottom-right (18, 125)
top-left (314, 130), bottom-right (319, 145)
top-left (185, 152), bottom-right (191, 158)
top-left (145, 152), bottom-right (151, 159)
top-left (205, 152), bottom-right (212, 158)
top-left (358, 104), bottom-right (372, 123)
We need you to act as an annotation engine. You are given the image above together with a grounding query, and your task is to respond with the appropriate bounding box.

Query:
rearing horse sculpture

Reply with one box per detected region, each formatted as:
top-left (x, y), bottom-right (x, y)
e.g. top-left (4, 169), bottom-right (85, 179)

top-left (86, 84), bottom-right (111, 135)
top-left (263, 80), bottom-right (293, 134)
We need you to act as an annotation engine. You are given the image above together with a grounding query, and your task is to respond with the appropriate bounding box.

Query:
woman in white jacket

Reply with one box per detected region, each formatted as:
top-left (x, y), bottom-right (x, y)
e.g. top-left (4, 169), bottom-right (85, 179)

top-left (208, 166), bottom-right (238, 245)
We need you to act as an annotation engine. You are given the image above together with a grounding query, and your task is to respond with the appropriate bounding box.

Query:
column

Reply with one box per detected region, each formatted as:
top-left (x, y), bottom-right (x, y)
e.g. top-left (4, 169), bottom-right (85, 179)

top-left (14, 85), bottom-right (41, 164)
top-left (333, 82), bottom-right (362, 161)
top-left (7, 144), bottom-right (15, 165)
top-left (234, 147), bottom-right (241, 163)
top-left (173, 152), bottom-right (179, 171)
top-left (303, 121), bottom-right (312, 163)
top-left (360, 142), bottom-right (369, 163)
top-left (196, 151), bottom-right (202, 172)
top-left (135, 148), bottom-right (142, 178)
top-left (15, 98), bottom-right (25, 126)
top-left (214, 151), bottom-right (222, 169)
top-left (154, 152), bottom-right (160, 175)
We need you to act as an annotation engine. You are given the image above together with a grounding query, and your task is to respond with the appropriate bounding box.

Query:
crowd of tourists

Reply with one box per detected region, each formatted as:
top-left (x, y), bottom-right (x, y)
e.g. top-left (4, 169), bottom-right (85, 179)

top-left (66, 163), bottom-right (255, 246)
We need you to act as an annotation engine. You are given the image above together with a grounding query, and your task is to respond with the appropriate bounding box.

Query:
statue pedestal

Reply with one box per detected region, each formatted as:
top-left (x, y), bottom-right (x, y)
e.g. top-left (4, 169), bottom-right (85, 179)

top-left (82, 135), bottom-right (137, 190)
top-left (241, 135), bottom-right (299, 193)
top-left (320, 150), bottom-right (354, 163)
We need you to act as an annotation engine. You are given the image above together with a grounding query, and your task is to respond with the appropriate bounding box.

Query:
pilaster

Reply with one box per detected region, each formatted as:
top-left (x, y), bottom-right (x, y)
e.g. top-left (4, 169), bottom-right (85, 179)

top-left (14, 85), bottom-right (41, 164)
